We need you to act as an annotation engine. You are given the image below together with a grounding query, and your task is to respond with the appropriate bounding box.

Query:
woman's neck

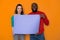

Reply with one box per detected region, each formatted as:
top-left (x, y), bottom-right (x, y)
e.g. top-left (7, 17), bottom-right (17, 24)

top-left (18, 12), bottom-right (21, 14)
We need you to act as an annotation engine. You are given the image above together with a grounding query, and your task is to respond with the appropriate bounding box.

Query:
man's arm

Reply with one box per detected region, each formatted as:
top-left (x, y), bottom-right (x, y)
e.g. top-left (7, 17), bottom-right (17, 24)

top-left (41, 13), bottom-right (49, 25)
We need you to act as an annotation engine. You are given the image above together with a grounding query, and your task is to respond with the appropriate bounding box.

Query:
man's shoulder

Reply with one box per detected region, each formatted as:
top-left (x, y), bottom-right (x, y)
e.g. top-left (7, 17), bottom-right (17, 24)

top-left (29, 12), bottom-right (33, 14)
top-left (38, 11), bottom-right (45, 14)
top-left (29, 11), bottom-right (45, 14)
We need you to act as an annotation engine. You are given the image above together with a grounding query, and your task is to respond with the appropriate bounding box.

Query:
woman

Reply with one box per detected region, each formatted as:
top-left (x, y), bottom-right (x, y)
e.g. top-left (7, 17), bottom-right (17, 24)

top-left (11, 4), bottom-right (25, 40)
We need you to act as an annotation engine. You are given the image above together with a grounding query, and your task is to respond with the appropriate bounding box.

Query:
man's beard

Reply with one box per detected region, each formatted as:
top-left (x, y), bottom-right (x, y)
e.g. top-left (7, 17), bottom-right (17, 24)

top-left (32, 9), bottom-right (37, 12)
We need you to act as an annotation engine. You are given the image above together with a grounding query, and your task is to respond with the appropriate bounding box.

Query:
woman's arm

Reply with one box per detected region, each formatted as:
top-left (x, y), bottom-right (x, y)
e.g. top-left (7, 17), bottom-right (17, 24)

top-left (11, 16), bottom-right (14, 27)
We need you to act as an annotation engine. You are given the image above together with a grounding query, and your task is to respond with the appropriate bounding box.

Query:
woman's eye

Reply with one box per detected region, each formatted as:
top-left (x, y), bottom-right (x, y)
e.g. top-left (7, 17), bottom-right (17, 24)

top-left (18, 8), bottom-right (19, 9)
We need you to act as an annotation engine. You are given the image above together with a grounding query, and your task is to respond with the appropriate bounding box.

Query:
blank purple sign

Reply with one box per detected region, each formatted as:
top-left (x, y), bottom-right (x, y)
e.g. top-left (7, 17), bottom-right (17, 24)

top-left (14, 15), bottom-right (40, 34)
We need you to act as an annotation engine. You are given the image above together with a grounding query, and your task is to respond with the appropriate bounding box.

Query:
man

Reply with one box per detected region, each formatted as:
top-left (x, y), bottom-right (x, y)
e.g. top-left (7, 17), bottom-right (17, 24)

top-left (29, 3), bottom-right (49, 40)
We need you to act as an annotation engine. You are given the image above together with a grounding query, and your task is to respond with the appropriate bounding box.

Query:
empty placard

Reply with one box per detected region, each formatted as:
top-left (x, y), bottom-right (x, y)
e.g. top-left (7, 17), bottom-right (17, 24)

top-left (14, 15), bottom-right (40, 34)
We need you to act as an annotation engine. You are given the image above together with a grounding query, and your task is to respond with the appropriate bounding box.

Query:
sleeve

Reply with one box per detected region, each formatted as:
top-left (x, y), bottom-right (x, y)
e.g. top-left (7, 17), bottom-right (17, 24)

top-left (43, 13), bottom-right (49, 25)
top-left (11, 16), bottom-right (14, 27)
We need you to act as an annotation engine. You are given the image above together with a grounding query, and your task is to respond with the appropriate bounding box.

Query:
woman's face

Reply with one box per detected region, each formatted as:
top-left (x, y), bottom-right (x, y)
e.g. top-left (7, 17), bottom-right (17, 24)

top-left (17, 6), bottom-right (22, 14)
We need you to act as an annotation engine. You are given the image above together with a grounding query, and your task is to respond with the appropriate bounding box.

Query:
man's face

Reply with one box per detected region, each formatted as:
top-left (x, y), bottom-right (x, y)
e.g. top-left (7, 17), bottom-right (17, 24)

top-left (32, 3), bottom-right (38, 12)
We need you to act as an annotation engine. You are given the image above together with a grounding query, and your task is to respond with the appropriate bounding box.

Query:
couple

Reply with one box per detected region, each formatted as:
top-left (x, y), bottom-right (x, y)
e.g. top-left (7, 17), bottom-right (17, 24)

top-left (11, 3), bottom-right (49, 40)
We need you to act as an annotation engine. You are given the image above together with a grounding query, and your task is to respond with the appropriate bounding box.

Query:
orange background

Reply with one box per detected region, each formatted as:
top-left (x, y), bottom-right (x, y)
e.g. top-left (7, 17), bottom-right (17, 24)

top-left (0, 0), bottom-right (60, 40)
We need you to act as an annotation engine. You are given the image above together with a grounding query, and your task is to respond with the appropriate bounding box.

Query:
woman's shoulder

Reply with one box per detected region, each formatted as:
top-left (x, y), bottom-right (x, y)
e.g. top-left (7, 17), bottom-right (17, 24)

top-left (11, 15), bottom-right (14, 19)
top-left (12, 14), bottom-right (14, 17)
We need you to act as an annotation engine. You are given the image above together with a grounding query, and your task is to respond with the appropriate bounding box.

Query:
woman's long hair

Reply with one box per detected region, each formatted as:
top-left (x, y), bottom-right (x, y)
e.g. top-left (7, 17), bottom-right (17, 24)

top-left (15, 4), bottom-right (24, 15)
